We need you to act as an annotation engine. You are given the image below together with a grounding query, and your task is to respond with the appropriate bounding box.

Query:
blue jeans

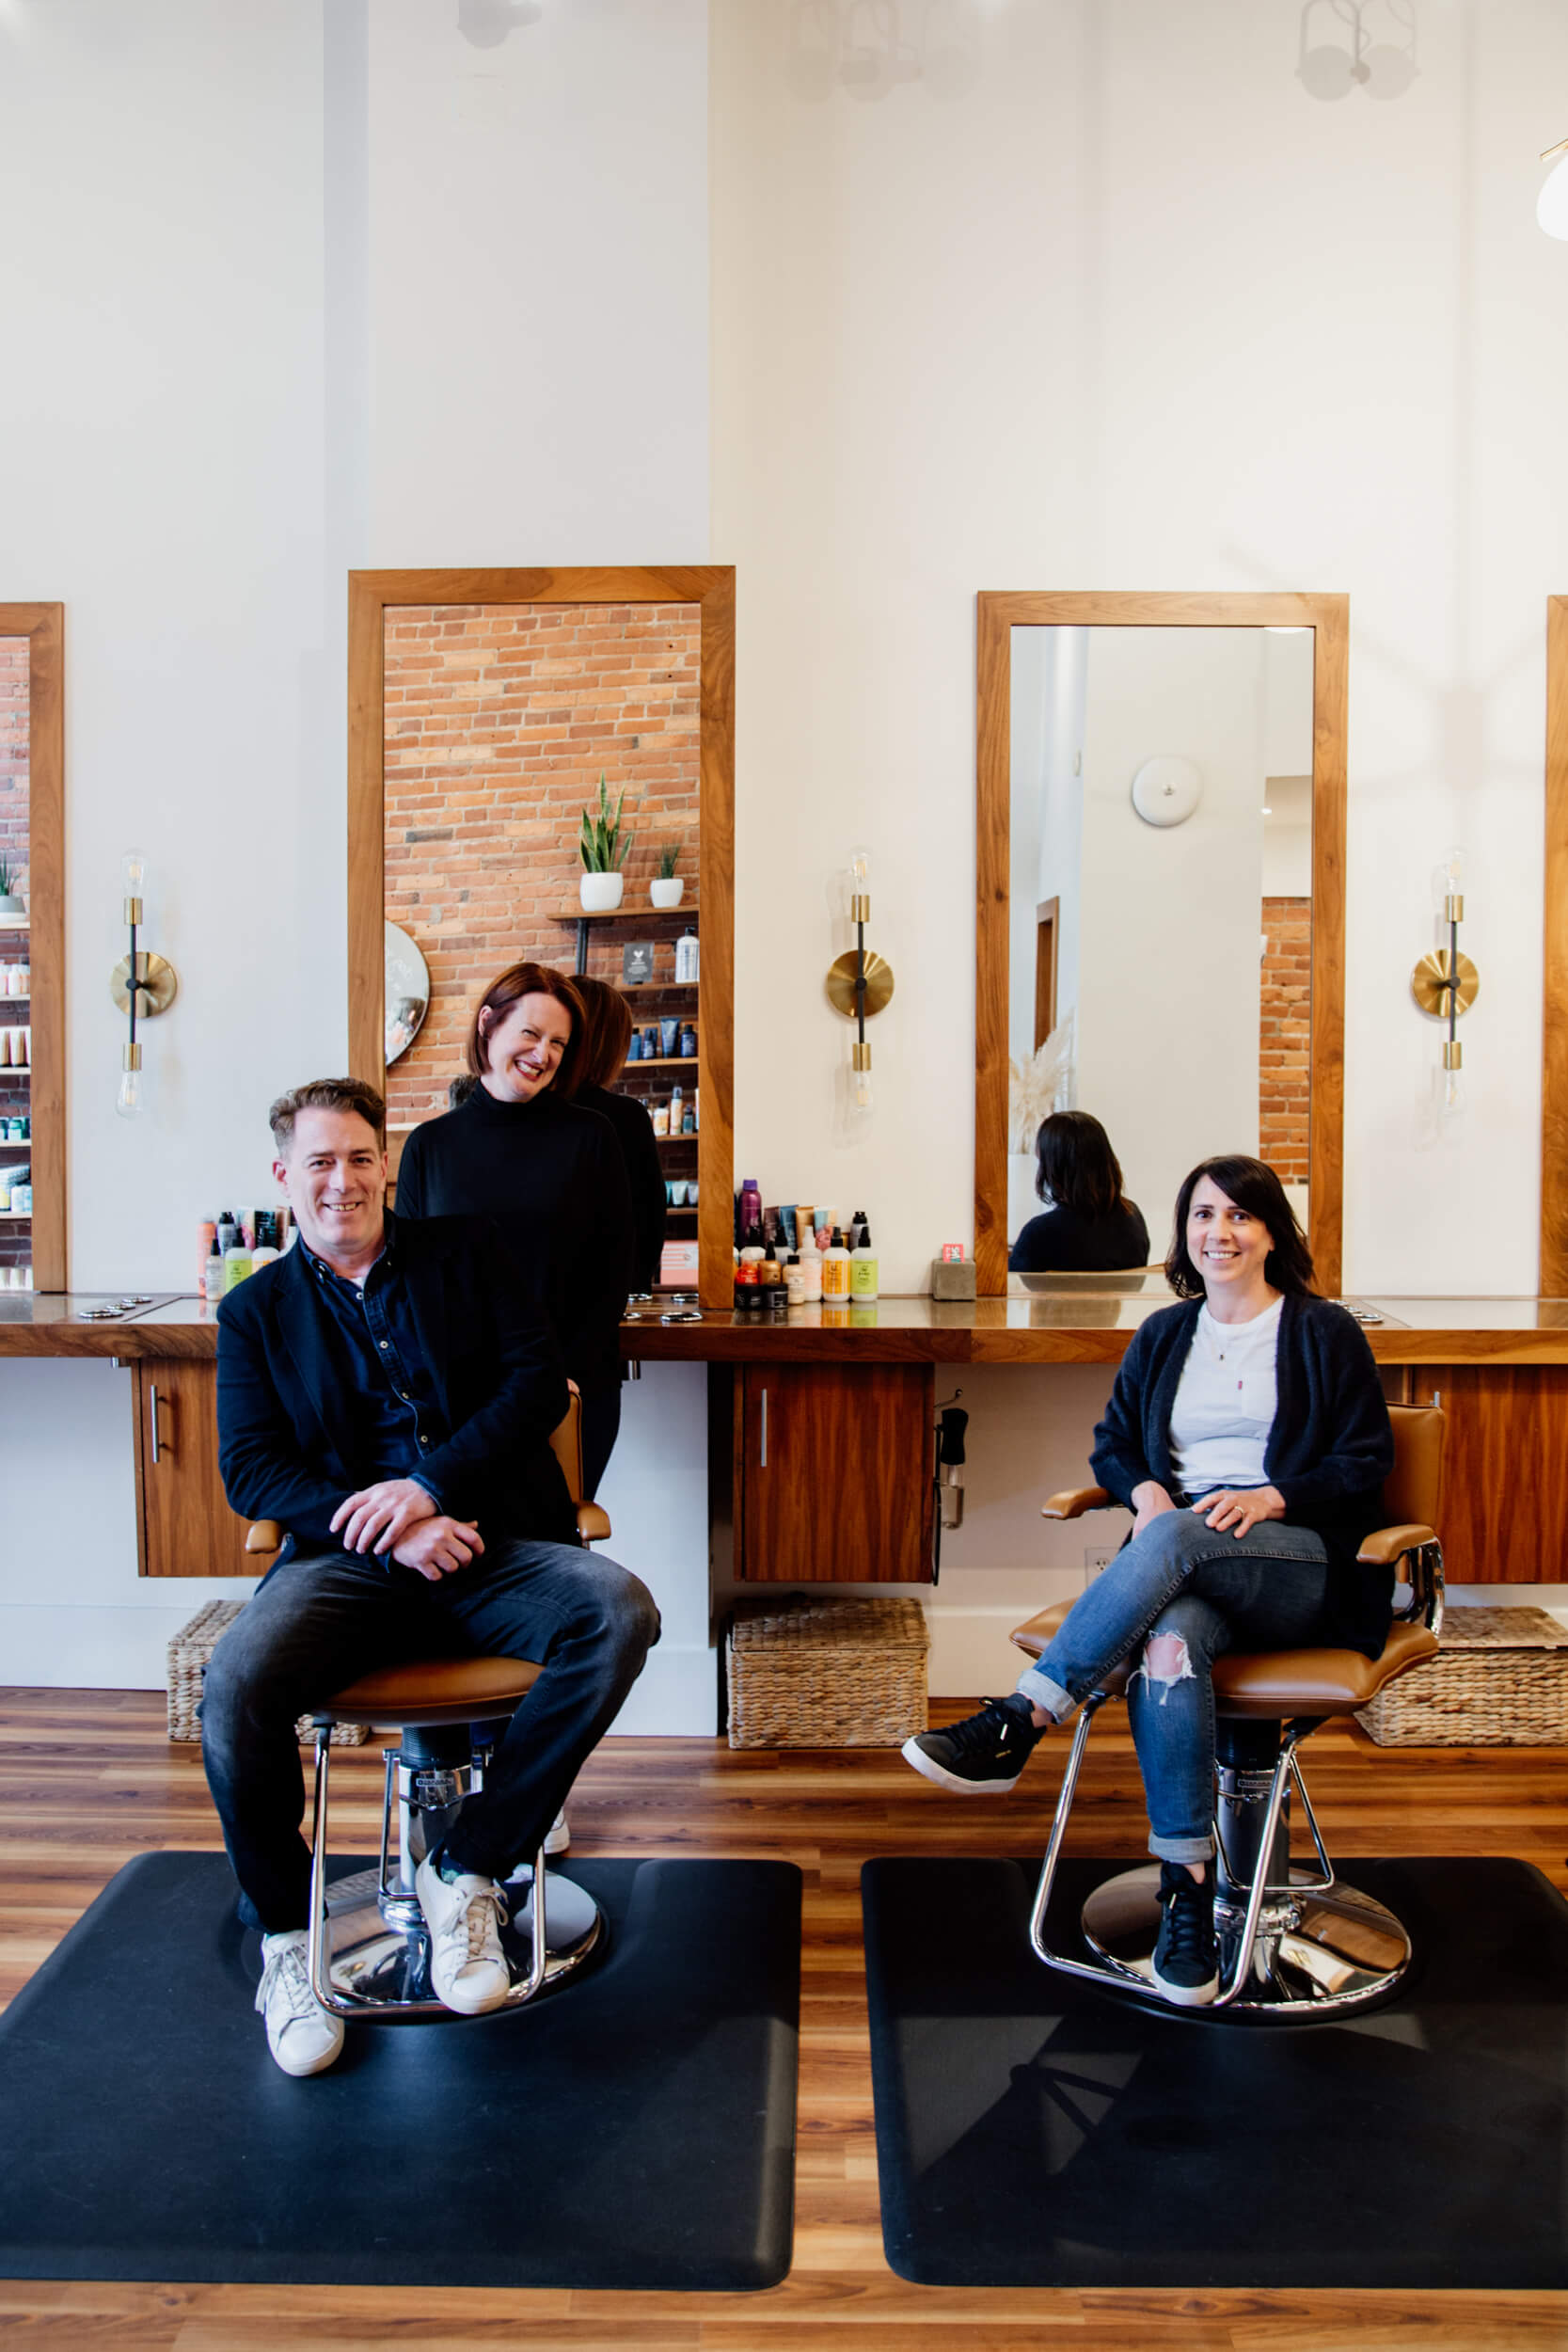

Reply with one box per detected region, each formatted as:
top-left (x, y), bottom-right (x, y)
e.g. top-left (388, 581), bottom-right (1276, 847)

top-left (1015, 1509), bottom-right (1333, 1864)
top-left (200, 1534), bottom-right (659, 1932)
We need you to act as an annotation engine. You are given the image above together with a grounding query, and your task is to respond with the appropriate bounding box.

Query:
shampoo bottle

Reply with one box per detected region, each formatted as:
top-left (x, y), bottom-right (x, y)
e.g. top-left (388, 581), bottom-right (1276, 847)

top-left (822, 1227), bottom-right (852, 1299)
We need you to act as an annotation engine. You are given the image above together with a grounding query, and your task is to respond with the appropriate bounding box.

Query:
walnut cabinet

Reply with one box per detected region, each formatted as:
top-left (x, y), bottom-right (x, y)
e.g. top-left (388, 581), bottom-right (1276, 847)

top-left (131, 1359), bottom-right (253, 1578)
top-left (732, 1363), bottom-right (936, 1582)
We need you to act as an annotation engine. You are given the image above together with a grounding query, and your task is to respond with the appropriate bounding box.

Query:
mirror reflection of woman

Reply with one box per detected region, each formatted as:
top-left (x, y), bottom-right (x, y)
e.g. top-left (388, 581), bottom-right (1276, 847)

top-left (395, 961), bottom-right (633, 1497)
top-left (1009, 1110), bottom-right (1149, 1274)
top-left (906, 1155), bottom-right (1393, 2009)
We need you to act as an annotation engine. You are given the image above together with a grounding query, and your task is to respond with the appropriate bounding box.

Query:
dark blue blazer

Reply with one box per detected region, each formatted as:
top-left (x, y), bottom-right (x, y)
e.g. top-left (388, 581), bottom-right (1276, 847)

top-left (1090, 1291), bottom-right (1397, 1657)
top-left (216, 1216), bottom-right (576, 1560)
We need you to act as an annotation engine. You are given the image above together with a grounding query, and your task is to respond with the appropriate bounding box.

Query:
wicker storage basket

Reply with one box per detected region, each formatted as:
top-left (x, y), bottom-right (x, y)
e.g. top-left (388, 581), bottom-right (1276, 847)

top-left (1355, 1605), bottom-right (1568, 1746)
top-left (166, 1599), bottom-right (368, 1747)
top-left (726, 1595), bottom-right (929, 1750)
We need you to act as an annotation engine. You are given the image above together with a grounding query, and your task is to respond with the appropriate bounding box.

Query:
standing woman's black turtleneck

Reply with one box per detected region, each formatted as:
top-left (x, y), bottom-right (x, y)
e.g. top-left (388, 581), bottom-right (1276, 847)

top-left (394, 1087), bottom-right (633, 1455)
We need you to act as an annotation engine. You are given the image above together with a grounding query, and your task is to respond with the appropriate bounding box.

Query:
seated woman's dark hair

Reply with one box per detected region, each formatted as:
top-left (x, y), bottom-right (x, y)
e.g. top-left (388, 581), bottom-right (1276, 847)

top-left (1164, 1154), bottom-right (1316, 1299)
top-left (1035, 1110), bottom-right (1126, 1219)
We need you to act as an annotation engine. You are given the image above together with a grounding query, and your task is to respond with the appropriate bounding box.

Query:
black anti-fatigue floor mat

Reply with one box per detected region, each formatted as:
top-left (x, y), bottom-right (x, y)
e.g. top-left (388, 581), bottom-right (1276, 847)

top-left (863, 1853), bottom-right (1568, 2289)
top-left (0, 1851), bottom-right (800, 2291)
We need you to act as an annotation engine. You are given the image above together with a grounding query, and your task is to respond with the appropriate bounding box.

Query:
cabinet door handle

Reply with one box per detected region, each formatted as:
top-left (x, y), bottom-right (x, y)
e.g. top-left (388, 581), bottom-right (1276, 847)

top-left (759, 1386), bottom-right (768, 1469)
top-left (150, 1383), bottom-right (168, 1464)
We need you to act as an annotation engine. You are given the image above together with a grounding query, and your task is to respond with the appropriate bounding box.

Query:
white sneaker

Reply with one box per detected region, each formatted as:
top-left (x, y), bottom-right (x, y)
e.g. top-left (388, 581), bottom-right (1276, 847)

top-left (544, 1808), bottom-right (570, 1856)
top-left (415, 1851), bottom-right (513, 2015)
top-left (255, 1930), bottom-right (344, 2077)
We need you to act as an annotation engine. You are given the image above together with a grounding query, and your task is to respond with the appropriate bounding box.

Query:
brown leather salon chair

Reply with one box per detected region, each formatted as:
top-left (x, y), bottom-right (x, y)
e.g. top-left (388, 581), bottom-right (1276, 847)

top-left (245, 1391), bottom-right (613, 2022)
top-left (1009, 1403), bottom-right (1445, 2017)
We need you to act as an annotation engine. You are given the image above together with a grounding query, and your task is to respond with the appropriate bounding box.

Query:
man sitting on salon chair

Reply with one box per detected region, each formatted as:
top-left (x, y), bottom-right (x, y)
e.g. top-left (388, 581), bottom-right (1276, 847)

top-left (202, 1077), bottom-right (659, 2076)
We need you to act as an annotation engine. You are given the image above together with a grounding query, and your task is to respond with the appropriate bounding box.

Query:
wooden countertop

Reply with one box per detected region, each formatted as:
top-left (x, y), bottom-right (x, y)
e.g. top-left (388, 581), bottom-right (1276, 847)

top-left (7, 1288), bottom-right (1568, 1363)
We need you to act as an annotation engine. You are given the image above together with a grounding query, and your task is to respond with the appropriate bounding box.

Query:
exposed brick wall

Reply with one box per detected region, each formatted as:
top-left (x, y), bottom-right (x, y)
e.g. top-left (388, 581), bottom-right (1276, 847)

top-left (1260, 896), bottom-right (1309, 1186)
top-left (0, 639), bottom-right (28, 1272)
top-left (383, 603), bottom-right (701, 1127)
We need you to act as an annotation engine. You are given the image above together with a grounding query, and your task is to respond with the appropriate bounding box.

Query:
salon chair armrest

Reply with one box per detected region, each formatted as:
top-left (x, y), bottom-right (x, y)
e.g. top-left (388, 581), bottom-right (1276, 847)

top-left (577, 1502), bottom-right (612, 1545)
top-left (1356, 1521), bottom-right (1437, 1566)
top-left (245, 1520), bottom-right (282, 1555)
top-left (1041, 1486), bottom-right (1113, 1520)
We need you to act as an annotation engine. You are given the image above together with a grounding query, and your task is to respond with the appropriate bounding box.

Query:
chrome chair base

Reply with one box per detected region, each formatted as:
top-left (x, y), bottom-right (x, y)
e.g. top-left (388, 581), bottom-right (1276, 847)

top-left (314, 1863), bottom-right (605, 2022)
top-left (1077, 1862), bottom-right (1413, 2017)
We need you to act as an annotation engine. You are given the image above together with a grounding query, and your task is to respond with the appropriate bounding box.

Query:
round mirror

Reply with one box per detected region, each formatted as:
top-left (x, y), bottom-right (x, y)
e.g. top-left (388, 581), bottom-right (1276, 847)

top-left (384, 920), bottom-right (430, 1065)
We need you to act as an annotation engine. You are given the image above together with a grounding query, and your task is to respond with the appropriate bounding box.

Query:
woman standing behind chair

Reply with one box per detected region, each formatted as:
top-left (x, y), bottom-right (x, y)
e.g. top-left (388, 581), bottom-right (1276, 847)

top-left (906, 1155), bottom-right (1393, 2008)
top-left (395, 961), bottom-right (633, 1496)
top-left (1008, 1110), bottom-right (1150, 1274)
top-left (571, 977), bottom-right (667, 1297)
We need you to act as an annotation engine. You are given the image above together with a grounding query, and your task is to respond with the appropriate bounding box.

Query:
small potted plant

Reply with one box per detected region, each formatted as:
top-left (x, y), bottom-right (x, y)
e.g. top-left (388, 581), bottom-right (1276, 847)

top-left (578, 773), bottom-right (631, 912)
top-left (0, 859), bottom-right (22, 916)
top-left (650, 840), bottom-right (684, 910)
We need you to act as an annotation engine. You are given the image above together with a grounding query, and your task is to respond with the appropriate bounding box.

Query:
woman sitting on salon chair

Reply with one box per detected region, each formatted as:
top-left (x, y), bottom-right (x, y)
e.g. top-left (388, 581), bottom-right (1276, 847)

top-left (1008, 1110), bottom-right (1150, 1274)
top-left (906, 1154), bottom-right (1394, 2009)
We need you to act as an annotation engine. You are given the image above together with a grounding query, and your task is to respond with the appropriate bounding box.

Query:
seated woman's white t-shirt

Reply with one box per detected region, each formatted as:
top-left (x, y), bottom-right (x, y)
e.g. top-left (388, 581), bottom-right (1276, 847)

top-left (1165, 1295), bottom-right (1284, 1497)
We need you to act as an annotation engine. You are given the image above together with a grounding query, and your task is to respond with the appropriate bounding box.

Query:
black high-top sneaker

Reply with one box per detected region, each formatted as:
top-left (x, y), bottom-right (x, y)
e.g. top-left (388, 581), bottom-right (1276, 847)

top-left (901, 1693), bottom-right (1044, 1793)
top-left (1151, 1859), bottom-right (1220, 2006)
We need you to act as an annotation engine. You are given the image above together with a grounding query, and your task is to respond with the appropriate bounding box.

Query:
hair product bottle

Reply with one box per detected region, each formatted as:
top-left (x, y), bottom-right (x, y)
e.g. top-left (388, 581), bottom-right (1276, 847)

top-left (822, 1227), bottom-right (852, 1299)
top-left (850, 1222), bottom-right (879, 1301)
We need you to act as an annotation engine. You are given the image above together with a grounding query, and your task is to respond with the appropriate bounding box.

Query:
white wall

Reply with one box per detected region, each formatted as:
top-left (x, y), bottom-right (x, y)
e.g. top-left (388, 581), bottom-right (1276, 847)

top-left (711, 0), bottom-right (1568, 1297)
top-left (0, 0), bottom-right (715, 1716)
top-left (1075, 626), bottom-right (1266, 1225)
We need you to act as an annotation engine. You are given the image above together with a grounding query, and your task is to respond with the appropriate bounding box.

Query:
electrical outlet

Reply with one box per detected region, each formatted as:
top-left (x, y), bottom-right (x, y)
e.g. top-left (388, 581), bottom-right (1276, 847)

top-left (1084, 1545), bottom-right (1117, 1585)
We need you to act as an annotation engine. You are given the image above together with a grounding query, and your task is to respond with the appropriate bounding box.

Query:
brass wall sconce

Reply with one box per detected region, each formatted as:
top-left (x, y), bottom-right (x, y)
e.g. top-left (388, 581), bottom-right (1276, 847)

top-left (824, 845), bottom-right (894, 1109)
top-left (110, 851), bottom-right (178, 1118)
top-left (1410, 852), bottom-right (1477, 1111)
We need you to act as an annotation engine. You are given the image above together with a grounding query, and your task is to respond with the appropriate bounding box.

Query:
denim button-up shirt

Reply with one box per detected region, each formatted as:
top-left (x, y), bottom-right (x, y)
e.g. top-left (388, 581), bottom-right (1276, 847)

top-left (297, 1212), bottom-right (451, 1501)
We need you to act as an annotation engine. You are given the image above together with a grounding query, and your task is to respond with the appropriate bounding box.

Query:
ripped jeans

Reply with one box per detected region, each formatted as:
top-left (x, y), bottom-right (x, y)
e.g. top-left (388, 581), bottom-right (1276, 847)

top-left (1015, 1508), bottom-right (1333, 1864)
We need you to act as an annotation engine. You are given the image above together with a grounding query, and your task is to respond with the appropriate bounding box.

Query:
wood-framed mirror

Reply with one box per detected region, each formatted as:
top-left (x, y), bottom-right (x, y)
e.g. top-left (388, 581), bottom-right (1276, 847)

top-left (1540, 595), bottom-right (1568, 1295)
top-left (0, 603), bottom-right (64, 1293)
top-left (975, 591), bottom-right (1347, 1298)
top-left (348, 566), bottom-right (734, 1310)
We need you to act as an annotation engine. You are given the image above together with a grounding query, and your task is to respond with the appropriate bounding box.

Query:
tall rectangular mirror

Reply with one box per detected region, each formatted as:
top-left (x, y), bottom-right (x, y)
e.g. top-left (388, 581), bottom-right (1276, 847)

top-left (975, 593), bottom-right (1347, 1297)
top-left (348, 567), bottom-right (734, 1309)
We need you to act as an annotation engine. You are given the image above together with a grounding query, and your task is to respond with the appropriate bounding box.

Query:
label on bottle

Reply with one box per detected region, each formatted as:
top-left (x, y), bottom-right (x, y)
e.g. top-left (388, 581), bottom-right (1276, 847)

top-left (822, 1257), bottom-right (851, 1297)
top-left (849, 1256), bottom-right (879, 1298)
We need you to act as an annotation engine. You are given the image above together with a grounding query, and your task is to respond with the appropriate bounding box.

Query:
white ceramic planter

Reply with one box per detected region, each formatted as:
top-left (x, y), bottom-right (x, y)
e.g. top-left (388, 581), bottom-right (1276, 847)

top-left (579, 871), bottom-right (625, 913)
top-left (650, 878), bottom-right (685, 910)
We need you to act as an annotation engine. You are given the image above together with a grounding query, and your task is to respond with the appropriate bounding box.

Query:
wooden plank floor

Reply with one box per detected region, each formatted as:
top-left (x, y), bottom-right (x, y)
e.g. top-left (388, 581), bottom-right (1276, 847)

top-left (1, 1687), bottom-right (1565, 2349)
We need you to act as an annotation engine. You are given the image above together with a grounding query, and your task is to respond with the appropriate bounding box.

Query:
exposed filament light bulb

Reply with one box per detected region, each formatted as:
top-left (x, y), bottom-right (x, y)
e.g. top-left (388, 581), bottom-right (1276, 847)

top-left (116, 1046), bottom-right (143, 1120)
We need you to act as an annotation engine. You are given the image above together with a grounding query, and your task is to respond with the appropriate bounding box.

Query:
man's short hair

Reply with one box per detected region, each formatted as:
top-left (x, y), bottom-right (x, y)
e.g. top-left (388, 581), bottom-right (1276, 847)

top-left (268, 1078), bottom-right (387, 1155)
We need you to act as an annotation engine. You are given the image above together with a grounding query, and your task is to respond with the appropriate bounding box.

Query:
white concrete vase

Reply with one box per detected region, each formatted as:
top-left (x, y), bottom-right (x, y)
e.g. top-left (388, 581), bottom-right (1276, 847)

top-left (579, 871), bottom-right (625, 913)
top-left (650, 877), bottom-right (685, 909)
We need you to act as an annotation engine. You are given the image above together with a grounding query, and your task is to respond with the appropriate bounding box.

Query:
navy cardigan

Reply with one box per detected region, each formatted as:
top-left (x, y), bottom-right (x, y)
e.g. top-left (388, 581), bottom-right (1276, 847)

top-left (1089, 1292), bottom-right (1397, 1659)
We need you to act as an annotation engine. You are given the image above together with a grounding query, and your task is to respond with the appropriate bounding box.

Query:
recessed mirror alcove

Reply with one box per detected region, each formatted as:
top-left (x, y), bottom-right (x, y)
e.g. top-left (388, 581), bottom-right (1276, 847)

top-left (975, 593), bottom-right (1347, 1298)
top-left (347, 567), bottom-right (734, 1309)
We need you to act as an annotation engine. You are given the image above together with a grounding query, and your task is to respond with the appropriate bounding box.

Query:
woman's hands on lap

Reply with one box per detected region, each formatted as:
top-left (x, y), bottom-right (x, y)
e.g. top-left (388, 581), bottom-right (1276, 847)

top-left (1130, 1480), bottom-right (1178, 1539)
top-left (1192, 1485), bottom-right (1286, 1537)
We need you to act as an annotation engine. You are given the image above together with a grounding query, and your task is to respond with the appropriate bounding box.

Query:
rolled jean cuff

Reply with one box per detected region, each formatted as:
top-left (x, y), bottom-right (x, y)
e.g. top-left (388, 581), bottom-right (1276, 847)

top-left (1148, 1829), bottom-right (1214, 1864)
top-left (1014, 1666), bottom-right (1073, 1722)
